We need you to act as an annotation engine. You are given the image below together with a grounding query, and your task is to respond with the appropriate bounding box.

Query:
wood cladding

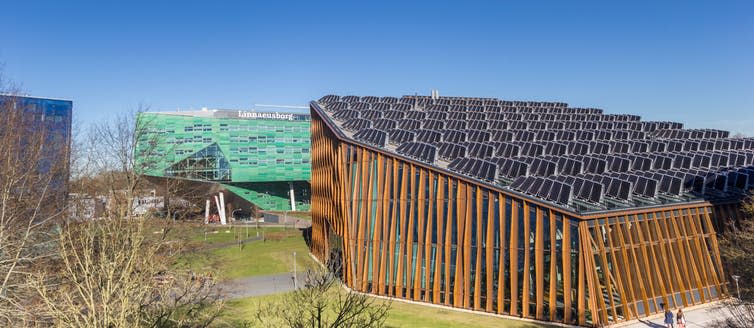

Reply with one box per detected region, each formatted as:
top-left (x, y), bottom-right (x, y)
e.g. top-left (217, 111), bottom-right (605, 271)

top-left (309, 109), bottom-right (728, 327)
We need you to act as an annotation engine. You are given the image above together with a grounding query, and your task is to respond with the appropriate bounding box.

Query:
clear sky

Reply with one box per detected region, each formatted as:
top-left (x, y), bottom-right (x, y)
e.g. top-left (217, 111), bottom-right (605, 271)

top-left (1, 1), bottom-right (753, 134)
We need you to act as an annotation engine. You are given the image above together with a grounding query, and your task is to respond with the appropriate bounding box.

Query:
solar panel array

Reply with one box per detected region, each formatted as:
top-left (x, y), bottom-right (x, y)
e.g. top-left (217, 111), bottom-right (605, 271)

top-left (317, 94), bottom-right (754, 211)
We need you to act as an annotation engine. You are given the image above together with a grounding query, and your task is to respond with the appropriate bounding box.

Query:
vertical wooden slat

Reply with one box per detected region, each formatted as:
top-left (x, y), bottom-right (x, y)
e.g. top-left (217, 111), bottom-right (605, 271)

top-left (548, 209), bottom-right (557, 321)
top-left (485, 191), bottom-right (495, 312)
top-left (563, 217), bottom-right (573, 324)
top-left (412, 169), bottom-right (427, 300)
top-left (424, 171), bottom-right (435, 302)
top-left (404, 164), bottom-right (417, 299)
top-left (535, 206), bottom-right (545, 319)
top-left (593, 220), bottom-right (618, 322)
top-left (372, 154), bottom-right (386, 294)
top-left (453, 181), bottom-right (467, 307)
top-left (386, 159), bottom-right (399, 296)
top-left (474, 187), bottom-right (483, 310)
top-left (497, 193), bottom-right (507, 315)
top-left (395, 162), bottom-right (409, 298)
top-left (463, 184), bottom-right (473, 308)
top-left (444, 179), bottom-right (454, 306)
top-left (432, 174), bottom-right (445, 304)
top-left (360, 151), bottom-right (376, 292)
top-left (509, 199), bottom-right (519, 316)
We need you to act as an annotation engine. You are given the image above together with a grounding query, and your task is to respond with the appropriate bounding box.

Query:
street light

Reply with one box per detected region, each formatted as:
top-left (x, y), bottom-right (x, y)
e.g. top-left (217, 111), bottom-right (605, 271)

top-left (732, 275), bottom-right (741, 300)
top-left (293, 251), bottom-right (298, 289)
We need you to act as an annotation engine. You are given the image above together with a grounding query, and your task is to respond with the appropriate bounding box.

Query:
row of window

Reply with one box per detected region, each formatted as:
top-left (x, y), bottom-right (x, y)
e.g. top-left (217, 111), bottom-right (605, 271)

top-left (229, 158), bottom-right (311, 165)
top-left (230, 146), bottom-right (310, 155)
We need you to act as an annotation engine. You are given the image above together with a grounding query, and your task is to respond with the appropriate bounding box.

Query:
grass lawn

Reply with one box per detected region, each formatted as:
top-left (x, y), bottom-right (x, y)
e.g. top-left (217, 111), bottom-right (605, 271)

top-left (221, 293), bottom-right (552, 328)
top-left (175, 226), bottom-right (317, 280)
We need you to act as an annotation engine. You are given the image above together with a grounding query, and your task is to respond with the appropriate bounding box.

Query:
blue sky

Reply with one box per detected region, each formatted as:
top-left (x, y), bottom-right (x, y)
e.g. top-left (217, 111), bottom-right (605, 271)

top-left (1, 1), bottom-right (753, 134)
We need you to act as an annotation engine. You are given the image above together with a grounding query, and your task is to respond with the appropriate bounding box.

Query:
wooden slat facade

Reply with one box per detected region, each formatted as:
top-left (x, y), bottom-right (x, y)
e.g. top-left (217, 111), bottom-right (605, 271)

top-left (309, 108), bottom-right (729, 327)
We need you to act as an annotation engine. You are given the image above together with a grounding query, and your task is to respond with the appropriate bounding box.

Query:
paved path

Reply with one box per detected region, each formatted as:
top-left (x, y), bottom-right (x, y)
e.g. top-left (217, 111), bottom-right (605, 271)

top-left (617, 301), bottom-right (732, 328)
top-left (219, 272), bottom-right (308, 299)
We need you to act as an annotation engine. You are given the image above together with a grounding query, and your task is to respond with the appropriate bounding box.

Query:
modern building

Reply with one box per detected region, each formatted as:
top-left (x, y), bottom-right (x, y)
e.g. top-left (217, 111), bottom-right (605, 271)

top-left (309, 94), bottom-right (754, 326)
top-left (0, 94), bottom-right (72, 208)
top-left (134, 108), bottom-right (311, 213)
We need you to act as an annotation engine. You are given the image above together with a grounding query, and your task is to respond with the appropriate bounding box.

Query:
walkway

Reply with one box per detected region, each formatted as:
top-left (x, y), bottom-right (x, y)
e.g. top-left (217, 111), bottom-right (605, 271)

top-left (617, 301), bottom-right (733, 328)
top-left (219, 272), bottom-right (308, 299)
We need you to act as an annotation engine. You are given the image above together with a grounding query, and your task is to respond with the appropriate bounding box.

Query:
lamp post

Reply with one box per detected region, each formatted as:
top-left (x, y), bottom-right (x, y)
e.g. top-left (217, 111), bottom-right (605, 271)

top-left (732, 275), bottom-right (741, 300)
top-left (293, 251), bottom-right (298, 289)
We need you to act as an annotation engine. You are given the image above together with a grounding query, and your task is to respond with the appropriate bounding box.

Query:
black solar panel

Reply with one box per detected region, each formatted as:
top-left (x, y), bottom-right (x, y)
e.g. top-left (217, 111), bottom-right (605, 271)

top-left (353, 129), bottom-right (387, 147)
top-left (342, 118), bottom-right (371, 132)
top-left (415, 129), bottom-right (443, 145)
top-left (398, 119), bottom-right (421, 130)
top-left (396, 142), bottom-right (436, 163)
top-left (448, 158), bottom-right (498, 182)
top-left (318, 94), bottom-right (754, 210)
top-left (437, 143), bottom-right (467, 161)
top-left (464, 142), bottom-right (495, 158)
top-left (388, 129), bottom-right (415, 145)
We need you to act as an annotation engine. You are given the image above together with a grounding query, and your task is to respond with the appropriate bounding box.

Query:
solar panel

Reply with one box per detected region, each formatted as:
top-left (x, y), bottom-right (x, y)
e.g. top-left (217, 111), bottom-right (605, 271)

top-left (373, 119), bottom-right (397, 131)
top-left (422, 119), bottom-right (445, 130)
top-left (360, 110), bottom-right (382, 120)
top-left (405, 111), bottom-right (426, 120)
top-left (396, 142), bottom-right (437, 163)
top-left (467, 131), bottom-right (491, 143)
top-left (446, 120), bottom-right (466, 130)
top-left (491, 130), bottom-right (515, 142)
top-left (415, 129), bottom-right (443, 145)
top-left (353, 129), bottom-right (387, 147)
top-left (464, 142), bottom-right (495, 158)
top-left (342, 95), bottom-right (360, 103)
top-left (382, 110), bottom-right (404, 120)
top-left (342, 118), bottom-right (371, 132)
top-left (398, 119), bottom-right (421, 130)
top-left (351, 102), bottom-right (370, 110)
top-left (442, 130), bottom-right (467, 143)
top-left (437, 143), bottom-right (467, 161)
top-left (387, 129), bottom-right (415, 145)
top-left (494, 143), bottom-right (520, 158)
top-left (529, 158), bottom-right (558, 177)
top-left (468, 120), bottom-right (488, 130)
top-left (448, 158), bottom-right (498, 182)
top-left (319, 94), bottom-right (754, 210)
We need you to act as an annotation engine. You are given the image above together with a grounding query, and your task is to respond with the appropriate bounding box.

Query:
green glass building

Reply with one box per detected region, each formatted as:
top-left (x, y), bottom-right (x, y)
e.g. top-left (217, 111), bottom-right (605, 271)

top-left (135, 109), bottom-right (311, 212)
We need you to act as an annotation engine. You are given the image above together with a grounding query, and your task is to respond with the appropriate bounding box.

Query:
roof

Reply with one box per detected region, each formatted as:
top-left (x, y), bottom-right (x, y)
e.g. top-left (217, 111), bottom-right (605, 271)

top-left (0, 93), bottom-right (73, 102)
top-left (313, 94), bottom-right (754, 214)
top-left (145, 108), bottom-right (310, 120)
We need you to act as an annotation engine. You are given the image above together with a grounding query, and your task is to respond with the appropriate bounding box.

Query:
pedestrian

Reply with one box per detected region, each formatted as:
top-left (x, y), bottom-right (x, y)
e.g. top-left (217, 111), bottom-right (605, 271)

top-left (676, 308), bottom-right (686, 328)
top-left (664, 308), bottom-right (674, 328)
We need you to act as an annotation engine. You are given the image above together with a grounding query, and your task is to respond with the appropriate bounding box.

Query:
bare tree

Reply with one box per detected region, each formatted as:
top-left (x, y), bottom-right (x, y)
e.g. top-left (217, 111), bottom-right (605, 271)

top-left (33, 216), bottom-right (223, 327)
top-left (255, 269), bottom-right (391, 328)
top-left (719, 193), bottom-right (754, 302)
top-left (0, 73), bottom-right (71, 325)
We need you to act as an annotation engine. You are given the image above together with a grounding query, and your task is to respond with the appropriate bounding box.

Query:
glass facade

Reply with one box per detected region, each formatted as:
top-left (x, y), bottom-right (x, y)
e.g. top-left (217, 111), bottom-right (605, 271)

top-left (0, 95), bottom-right (72, 203)
top-left (134, 110), bottom-right (311, 210)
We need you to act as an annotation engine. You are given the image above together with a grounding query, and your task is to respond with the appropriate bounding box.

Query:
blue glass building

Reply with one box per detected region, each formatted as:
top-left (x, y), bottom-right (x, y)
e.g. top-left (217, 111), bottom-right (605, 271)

top-left (0, 95), bottom-right (73, 204)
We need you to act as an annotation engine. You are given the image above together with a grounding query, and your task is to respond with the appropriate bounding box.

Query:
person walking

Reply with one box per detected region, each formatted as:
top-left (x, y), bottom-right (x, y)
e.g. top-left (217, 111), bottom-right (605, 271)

top-left (676, 308), bottom-right (686, 328)
top-left (664, 308), bottom-right (674, 328)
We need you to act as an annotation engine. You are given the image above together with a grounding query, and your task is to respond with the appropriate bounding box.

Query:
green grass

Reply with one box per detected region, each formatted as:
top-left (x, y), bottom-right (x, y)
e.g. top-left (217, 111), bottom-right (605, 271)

top-left (175, 226), bottom-right (317, 280)
top-left (221, 293), bottom-right (551, 328)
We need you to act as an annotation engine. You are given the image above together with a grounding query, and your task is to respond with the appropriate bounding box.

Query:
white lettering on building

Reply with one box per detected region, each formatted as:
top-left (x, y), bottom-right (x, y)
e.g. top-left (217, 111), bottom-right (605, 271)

top-left (237, 111), bottom-right (295, 120)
